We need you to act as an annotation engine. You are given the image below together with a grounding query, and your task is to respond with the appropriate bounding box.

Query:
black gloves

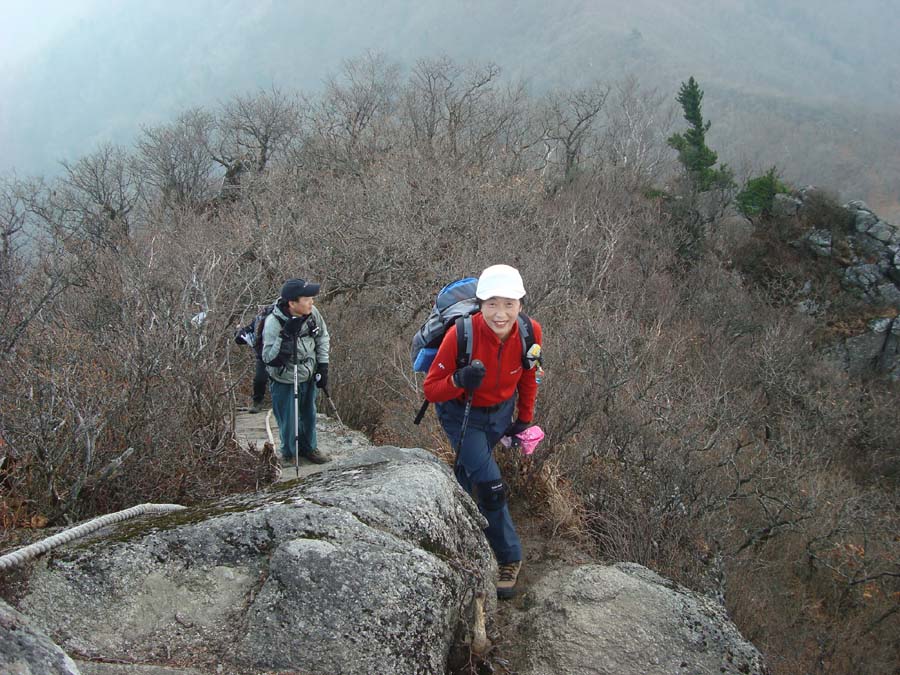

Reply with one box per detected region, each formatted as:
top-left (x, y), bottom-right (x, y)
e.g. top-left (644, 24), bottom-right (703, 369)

top-left (504, 419), bottom-right (530, 437)
top-left (453, 362), bottom-right (486, 391)
top-left (282, 316), bottom-right (306, 337)
top-left (315, 363), bottom-right (329, 389)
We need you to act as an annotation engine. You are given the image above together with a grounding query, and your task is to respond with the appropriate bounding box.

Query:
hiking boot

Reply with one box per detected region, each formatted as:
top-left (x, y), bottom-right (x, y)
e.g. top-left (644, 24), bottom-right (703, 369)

top-left (496, 561), bottom-right (521, 599)
top-left (280, 453), bottom-right (296, 466)
top-left (248, 401), bottom-right (263, 414)
top-left (303, 449), bottom-right (331, 464)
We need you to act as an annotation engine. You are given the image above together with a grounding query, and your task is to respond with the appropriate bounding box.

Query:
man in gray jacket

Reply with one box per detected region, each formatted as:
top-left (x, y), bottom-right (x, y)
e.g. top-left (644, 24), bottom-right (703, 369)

top-left (261, 278), bottom-right (331, 464)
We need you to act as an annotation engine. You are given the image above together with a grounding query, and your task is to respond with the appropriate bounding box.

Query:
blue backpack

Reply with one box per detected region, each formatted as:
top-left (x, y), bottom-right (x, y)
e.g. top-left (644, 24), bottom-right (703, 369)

top-left (411, 277), bottom-right (537, 424)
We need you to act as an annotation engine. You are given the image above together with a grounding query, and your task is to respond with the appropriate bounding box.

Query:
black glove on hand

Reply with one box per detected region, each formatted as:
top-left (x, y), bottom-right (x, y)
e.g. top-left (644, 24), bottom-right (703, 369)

top-left (504, 419), bottom-right (530, 437)
top-left (315, 363), bottom-right (329, 389)
top-left (283, 316), bottom-right (305, 336)
top-left (453, 362), bottom-right (486, 391)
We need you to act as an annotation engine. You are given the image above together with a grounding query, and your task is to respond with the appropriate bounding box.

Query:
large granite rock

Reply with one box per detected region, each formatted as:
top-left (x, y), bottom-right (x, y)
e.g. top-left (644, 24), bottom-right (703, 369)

top-left (0, 599), bottom-right (81, 675)
top-left (514, 563), bottom-right (767, 675)
top-left (13, 446), bottom-right (495, 675)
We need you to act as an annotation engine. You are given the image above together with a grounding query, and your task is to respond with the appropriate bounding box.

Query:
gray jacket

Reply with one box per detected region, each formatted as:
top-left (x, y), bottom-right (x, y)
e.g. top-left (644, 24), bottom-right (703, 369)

top-left (261, 303), bottom-right (330, 384)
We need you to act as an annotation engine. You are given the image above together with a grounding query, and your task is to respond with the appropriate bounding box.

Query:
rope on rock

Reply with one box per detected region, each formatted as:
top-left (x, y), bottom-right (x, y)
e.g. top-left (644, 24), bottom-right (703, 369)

top-left (0, 503), bottom-right (186, 572)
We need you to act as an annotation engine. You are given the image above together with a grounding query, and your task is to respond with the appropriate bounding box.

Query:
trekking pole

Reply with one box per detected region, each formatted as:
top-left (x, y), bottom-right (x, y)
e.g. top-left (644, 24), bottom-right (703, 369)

top-left (293, 362), bottom-right (300, 478)
top-left (455, 360), bottom-right (484, 456)
top-left (322, 387), bottom-right (343, 426)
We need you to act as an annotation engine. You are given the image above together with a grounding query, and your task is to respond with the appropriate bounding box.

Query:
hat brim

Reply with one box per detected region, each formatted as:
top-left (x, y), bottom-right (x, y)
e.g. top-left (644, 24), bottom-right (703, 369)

top-left (283, 281), bottom-right (321, 300)
top-left (299, 283), bottom-right (320, 297)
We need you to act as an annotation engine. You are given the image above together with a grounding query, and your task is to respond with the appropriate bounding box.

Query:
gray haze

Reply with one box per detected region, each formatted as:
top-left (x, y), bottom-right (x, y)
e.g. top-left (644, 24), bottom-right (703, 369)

top-left (2, 0), bottom-right (899, 214)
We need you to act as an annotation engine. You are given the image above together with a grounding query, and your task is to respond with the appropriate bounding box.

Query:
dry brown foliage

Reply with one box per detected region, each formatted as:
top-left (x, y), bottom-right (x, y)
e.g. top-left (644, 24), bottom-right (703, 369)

top-left (0, 63), bottom-right (896, 675)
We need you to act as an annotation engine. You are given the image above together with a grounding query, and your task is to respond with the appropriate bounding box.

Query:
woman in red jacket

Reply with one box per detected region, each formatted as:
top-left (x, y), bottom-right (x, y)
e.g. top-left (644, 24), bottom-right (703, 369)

top-left (424, 264), bottom-right (542, 599)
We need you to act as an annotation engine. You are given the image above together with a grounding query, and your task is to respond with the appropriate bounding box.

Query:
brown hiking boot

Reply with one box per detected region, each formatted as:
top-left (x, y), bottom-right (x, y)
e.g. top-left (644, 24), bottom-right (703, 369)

top-left (303, 449), bottom-right (331, 464)
top-left (496, 561), bottom-right (521, 599)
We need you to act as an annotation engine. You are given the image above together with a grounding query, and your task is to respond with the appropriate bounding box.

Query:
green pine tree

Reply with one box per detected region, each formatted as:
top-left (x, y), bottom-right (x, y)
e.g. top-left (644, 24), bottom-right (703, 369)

top-left (667, 77), bottom-right (734, 192)
top-left (736, 167), bottom-right (790, 218)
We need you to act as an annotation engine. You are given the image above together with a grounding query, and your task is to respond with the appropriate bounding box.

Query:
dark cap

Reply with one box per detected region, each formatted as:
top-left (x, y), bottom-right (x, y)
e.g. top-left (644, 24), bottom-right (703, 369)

top-left (280, 278), bottom-right (320, 301)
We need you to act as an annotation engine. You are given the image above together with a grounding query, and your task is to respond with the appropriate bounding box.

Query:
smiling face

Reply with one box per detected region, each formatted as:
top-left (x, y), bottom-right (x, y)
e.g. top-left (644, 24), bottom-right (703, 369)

top-left (287, 295), bottom-right (314, 317)
top-left (481, 296), bottom-right (521, 339)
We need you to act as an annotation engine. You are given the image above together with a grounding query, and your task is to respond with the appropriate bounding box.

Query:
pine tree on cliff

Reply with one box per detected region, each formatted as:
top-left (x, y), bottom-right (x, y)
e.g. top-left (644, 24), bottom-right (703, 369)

top-left (667, 77), bottom-right (734, 192)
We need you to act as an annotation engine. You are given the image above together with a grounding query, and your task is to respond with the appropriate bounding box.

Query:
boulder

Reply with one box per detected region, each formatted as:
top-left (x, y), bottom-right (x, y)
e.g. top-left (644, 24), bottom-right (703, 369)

top-left (854, 209), bottom-right (879, 233)
top-left (843, 263), bottom-right (882, 294)
top-left (805, 229), bottom-right (832, 256)
top-left (14, 446), bottom-right (495, 675)
top-left (514, 563), bottom-right (767, 675)
top-left (771, 193), bottom-right (801, 218)
top-left (0, 599), bottom-right (81, 675)
top-left (867, 220), bottom-right (899, 245)
top-left (835, 318), bottom-right (900, 377)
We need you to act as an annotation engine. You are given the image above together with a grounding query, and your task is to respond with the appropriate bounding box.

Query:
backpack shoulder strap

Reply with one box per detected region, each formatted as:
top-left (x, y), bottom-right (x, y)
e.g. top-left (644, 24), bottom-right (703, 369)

top-left (455, 315), bottom-right (474, 370)
top-left (517, 313), bottom-right (536, 369)
top-left (417, 315), bottom-right (473, 426)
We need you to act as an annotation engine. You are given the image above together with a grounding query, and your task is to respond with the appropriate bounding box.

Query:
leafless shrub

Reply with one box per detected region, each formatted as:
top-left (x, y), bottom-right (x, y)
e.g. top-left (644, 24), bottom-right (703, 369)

top-left (1, 57), bottom-right (896, 675)
top-left (135, 109), bottom-right (218, 210)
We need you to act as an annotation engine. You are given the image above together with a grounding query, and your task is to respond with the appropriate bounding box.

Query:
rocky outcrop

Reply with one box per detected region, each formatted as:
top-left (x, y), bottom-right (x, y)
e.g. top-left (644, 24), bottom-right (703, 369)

top-left (10, 445), bottom-right (496, 675)
top-left (797, 197), bottom-right (900, 307)
top-left (0, 599), bottom-right (81, 675)
top-left (792, 193), bottom-right (900, 379)
top-left (3, 426), bottom-right (770, 675)
top-left (830, 316), bottom-right (900, 377)
top-left (513, 563), bottom-right (767, 675)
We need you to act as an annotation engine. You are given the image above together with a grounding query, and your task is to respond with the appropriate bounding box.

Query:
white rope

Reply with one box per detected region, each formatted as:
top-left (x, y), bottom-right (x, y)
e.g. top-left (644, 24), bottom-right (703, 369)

top-left (0, 503), bottom-right (186, 572)
top-left (265, 408), bottom-right (275, 445)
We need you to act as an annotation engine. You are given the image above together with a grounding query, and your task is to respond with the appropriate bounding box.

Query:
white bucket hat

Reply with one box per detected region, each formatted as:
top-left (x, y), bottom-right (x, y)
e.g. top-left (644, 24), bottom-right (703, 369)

top-left (476, 264), bottom-right (526, 300)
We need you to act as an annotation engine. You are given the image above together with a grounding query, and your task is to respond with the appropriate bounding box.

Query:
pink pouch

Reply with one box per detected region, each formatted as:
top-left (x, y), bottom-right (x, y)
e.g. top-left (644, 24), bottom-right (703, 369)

top-left (500, 425), bottom-right (545, 455)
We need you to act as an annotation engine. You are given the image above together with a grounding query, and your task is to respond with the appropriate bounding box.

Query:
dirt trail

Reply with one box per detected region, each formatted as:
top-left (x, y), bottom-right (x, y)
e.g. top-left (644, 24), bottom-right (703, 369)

top-left (483, 498), bottom-right (596, 673)
top-left (232, 404), bottom-right (370, 481)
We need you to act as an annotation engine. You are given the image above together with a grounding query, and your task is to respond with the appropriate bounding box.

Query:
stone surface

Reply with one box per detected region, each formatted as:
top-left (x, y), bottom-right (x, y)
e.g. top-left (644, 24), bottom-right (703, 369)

top-left (805, 228), bottom-right (832, 256)
top-left (772, 193), bottom-right (801, 218)
top-left (514, 563), bottom-right (767, 675)
top-left (15, 445), bottom-right (494, 675)
top-left (0, 599), bottom-right (81, 675)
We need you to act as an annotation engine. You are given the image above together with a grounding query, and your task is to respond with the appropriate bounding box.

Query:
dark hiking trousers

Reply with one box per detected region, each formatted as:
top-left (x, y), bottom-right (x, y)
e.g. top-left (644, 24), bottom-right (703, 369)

top-left (270, 378), bottom-right (318, 460)
top-left (436, 397), bottom-right (522, 564)
top-left (252, 356), bottom-right (268, 404)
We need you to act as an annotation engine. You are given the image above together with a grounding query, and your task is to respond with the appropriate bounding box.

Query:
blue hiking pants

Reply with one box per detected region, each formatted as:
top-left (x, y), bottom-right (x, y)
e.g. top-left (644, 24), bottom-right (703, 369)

top-left (436, 397), bottom-right (522, 564)
top-left (270, 378), bottom-right (318, 459)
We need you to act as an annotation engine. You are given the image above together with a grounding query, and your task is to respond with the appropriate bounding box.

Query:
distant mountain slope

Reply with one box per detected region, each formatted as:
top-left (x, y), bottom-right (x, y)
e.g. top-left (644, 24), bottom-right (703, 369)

top-left (2, 0), bottom-right (898, 216)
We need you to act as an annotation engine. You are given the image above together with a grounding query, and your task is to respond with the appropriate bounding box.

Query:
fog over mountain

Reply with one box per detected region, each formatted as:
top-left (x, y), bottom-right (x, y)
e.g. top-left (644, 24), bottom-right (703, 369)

top-left (2, 0), bottom-right (899, 215)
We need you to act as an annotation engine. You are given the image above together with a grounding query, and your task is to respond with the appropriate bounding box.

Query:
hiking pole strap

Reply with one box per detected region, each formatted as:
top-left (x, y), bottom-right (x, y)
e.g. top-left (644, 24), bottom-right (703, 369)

top-left (414, 399), bottom-right (429, 425)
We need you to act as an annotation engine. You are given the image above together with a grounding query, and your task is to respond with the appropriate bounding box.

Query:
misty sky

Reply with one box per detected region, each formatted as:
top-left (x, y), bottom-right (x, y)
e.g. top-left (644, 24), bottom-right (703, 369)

top-left (1, 0), bottom-right (898, 215)
top-left (1, 0), bottom-right (97, 68)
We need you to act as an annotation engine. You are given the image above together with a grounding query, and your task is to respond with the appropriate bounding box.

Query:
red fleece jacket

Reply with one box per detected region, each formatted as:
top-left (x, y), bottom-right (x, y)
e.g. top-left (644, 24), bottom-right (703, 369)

top-left (423, 312), bottom-right (542, 422)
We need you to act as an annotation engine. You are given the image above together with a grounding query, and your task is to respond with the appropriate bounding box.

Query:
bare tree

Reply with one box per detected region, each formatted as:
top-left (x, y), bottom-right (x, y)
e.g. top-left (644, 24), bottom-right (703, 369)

top-left (58, 143), bottom-right (139, 246)
top-left (601, 76), bottom-right (677, 187)
top-left (212, 87), bottom-right (302, 197)
top-left (538, 82), bottom-right (610, 181)
top-left (403, 56), bottom-right (508, 162)
top-left (135, 109), bottom-right (217, 209)
top-left (306, 51), bottom-right (400, 175)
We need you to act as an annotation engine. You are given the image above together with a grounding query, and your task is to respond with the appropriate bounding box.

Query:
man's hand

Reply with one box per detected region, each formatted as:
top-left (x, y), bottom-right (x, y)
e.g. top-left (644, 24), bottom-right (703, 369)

top-left (283, 316), bottom-right (305, 336)
top-left (315, 363), bottom-right (329, 389)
